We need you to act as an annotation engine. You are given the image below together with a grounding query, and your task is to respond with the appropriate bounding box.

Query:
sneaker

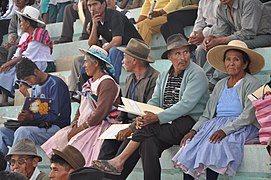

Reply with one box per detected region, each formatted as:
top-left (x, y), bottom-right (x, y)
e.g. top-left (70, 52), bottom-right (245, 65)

top-left (53, 37), bottom-right (72, 44)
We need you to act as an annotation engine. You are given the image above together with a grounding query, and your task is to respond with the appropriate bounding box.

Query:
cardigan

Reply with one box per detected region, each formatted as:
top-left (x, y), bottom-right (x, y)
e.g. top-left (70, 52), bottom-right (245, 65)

top-left (148, 61), bottom-right (209, 124)
top-left (192, 73), bottom-right (261, 135)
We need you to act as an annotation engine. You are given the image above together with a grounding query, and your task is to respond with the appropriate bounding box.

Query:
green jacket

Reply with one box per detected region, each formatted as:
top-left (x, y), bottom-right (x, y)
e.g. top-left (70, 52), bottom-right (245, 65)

top-left (148, 61), bottom-right (209, 124)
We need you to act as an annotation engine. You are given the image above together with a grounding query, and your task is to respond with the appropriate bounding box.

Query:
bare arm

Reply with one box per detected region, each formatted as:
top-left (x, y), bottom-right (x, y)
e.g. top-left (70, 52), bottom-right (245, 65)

top-left (103, 36), bottom-right (122, 52)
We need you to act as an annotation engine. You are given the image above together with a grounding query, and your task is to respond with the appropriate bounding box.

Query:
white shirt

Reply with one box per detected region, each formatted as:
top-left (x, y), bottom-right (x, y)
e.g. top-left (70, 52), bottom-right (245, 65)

top-left (191, 0), bottom-right (220, 37)
top-left (29, 167), bottom-right (41, 180)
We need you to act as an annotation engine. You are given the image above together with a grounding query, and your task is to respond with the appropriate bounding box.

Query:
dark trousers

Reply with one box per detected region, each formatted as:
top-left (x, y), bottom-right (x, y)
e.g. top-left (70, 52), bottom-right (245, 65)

top-left (61, 3), bottom-right (91, 40)
top-left (133, 116), bottom-right (195, 180)
top-left (0, 19), bottom-right (10, 45)
top-left (98, 139), bottom-right (140, 180)
top-left (160, 9), bottom-right (198, 42)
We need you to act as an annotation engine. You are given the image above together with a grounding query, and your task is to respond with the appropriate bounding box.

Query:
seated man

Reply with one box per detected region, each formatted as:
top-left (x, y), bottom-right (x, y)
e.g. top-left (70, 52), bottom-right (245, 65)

top-left (93, 34), bottom-right (210, 180)
top-left (0, 58), bottom-right (71, 157)
top-left (196, 0), bottom-right (271, 90)
top-left (97, 38), bottom-right (159, 180)
top-left (87, 0), bottom-right (142, 81)
top-left (5, 138), bottom-right (49, 180)
top-left (137, 0), bottom-right (197, 45)
top-left (49, 145), bottom-right (85, 180)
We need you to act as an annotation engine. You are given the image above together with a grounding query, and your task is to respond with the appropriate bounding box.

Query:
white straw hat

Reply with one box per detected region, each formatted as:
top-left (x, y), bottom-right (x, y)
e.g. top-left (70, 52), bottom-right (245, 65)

top-left (207, 40), bottom-right (265, 74)
top-left (15, 6), bottom-right (45, 25)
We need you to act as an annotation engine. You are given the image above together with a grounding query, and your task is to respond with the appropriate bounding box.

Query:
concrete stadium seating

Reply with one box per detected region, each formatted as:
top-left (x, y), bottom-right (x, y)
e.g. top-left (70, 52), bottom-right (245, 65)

top-left (1, 7), bottom-right (271, 179)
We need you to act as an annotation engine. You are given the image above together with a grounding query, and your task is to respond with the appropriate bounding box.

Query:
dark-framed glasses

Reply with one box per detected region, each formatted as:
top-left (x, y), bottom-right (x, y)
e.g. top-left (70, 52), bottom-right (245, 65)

top-left (8, 157), bottom-right (31, 166)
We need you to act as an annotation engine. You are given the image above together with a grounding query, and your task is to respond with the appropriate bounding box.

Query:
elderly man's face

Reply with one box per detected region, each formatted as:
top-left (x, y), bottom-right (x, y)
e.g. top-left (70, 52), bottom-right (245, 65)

top-left (168, 46), bottom-right (191, 72)
top-left (9, 155), bottom-right (38, 178)
top-left (122, 53), bottom-right (135, 72)
top-left (49, 162), bottom-right (73, 180)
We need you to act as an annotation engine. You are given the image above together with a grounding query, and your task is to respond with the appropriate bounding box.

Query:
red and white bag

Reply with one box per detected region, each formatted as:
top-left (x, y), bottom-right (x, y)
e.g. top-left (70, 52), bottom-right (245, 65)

top-left (252, 84), bottom-right (271, 144)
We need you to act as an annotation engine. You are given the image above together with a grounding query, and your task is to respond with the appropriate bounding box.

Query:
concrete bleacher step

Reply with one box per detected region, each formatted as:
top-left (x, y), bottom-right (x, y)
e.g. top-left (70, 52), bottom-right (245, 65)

top-left (46, 19), bottom-right (83, 41)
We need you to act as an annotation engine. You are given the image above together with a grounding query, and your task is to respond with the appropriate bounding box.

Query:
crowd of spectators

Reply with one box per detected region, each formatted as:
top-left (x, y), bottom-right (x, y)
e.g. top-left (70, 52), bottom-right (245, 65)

top-left (0, 0), bottom-right (271, 180)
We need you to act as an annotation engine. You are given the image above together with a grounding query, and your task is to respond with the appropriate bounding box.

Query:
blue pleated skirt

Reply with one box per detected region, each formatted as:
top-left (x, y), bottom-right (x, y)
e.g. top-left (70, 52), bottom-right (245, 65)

top-left (174, 116), bottom-right (258, 178)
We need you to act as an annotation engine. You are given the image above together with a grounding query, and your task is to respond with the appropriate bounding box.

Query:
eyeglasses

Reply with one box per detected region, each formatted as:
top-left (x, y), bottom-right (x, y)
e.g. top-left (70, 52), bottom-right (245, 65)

top-left (8, 157), bottom-right (31, 166)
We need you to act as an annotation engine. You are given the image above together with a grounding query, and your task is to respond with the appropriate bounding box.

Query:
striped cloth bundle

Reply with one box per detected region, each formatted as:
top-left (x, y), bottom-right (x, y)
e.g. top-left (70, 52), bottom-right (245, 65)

top-left (253, 94), bottom-right (271, 144)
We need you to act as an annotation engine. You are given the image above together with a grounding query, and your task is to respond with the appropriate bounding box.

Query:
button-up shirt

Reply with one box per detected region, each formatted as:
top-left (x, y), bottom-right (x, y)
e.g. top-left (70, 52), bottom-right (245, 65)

top-left (213, 0), bottom-right (271, 40)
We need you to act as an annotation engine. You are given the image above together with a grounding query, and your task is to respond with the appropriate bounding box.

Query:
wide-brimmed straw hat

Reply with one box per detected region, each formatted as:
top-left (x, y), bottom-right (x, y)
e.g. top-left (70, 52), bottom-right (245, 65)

top-left (52, 145), bottom-right (85, 169)
top-left (15, 6), bottom-right (45, 25)
top-left (161, 33), bottom-right (197, 59)
top-left (5, 138), bottom-right (42, 162)
top-left (79, 45), bottom-right (114, 70)
top-left (207, 40), bottom-right (265, 74)
top-left (117, 38), bottom-right (154, 63)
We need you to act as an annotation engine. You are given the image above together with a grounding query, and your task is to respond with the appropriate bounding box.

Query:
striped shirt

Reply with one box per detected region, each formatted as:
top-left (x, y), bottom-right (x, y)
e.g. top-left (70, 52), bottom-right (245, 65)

top-left (163, 67), bottom-right (184, 109)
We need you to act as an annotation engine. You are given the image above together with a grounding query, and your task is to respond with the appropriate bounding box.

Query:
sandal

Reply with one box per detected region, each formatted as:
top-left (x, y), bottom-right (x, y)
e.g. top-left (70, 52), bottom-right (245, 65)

top-left (92, 160), bottom-right (122, 175)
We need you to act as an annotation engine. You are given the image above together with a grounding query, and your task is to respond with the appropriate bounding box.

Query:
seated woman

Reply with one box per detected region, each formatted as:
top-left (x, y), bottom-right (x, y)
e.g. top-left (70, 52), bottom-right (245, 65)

top-left (173, 40), bottom-right (264, 179)
top-left (42, 45), bottom-right (121, 166)
top-left (0, 6), bottom-right (54, 105)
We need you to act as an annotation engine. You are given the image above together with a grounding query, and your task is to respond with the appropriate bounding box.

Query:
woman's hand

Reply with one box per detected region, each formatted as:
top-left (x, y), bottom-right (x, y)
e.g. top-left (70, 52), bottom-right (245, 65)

top-left (209, 129), bottom-right (226, 144)
top-left (180, 130), bottom-right (196, 147)
top-left (67, 126), bottom-right (84, 141)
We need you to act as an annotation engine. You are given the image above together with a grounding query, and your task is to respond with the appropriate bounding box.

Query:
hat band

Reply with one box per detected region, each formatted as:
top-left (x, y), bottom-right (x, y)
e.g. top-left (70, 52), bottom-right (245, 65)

top-left (126, 47), bottom-right (149, 59)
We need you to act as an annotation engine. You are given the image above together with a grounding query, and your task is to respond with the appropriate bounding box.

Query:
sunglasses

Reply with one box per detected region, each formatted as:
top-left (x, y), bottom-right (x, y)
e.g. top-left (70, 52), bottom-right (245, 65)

top-left (8, 157), bottom-right (31, 166)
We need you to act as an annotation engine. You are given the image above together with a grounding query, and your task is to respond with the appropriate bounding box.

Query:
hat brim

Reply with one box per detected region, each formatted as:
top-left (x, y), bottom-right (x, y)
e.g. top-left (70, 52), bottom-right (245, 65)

top-left (117, 47), bottom-right (154, 63)
top-left (79, 48), bottom-right (114, 69)
top-left (161, 44), bottom-right (197, 59)
top-left (5, 152), bottom-right (42, 162)
top-left (207, 45), bottom-right (265, 74)
top-left (15, 10), bottom-right (45, 25)
top-left (52, 148), bottom-right (81, 169)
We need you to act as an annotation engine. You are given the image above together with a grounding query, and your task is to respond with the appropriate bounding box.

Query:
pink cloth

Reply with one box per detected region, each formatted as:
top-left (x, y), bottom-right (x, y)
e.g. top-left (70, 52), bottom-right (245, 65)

top-left (41, 75), bottom-right (117, 166)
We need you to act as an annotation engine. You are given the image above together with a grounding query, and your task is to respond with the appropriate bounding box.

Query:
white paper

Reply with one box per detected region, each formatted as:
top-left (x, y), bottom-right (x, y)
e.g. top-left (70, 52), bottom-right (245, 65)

top-left (99, 124), bottom-right (131, 139)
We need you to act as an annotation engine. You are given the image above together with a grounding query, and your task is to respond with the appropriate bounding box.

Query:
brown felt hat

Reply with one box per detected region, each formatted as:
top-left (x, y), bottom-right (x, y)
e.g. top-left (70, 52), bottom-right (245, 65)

top-left (118, 38), bottom-right (154, 63)
top-left (52, 145), bottom-right (85, 169)
top-left (207, 40), bottom-right (265, 74)
top-left (161, 33), bottom-right (197, 59)
top-left (5, 138), bottom-right (42, 162)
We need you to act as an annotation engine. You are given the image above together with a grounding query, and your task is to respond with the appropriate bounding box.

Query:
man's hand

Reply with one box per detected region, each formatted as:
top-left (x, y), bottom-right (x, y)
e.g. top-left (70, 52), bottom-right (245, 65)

top-left (189, 31), bottom-right (204, 45)
top-left (19, 83), bottom-right (30, 97)
top-left (17, 110), bottom-right (33, 122)
top-left (209, 129), bottom-right (226, 144)
top-left (0, 61), bottom-right (14, 73)
top-left (115, 127), bottom-right (133, 141)
top-left (68, 126), bottom-right (84, 141)
top-left (202, 36), bottom-right (217, 51)
top-left (91, 11), bottom-right (102, 27)
top-left (148, 11), bottom-right (161, 19)
top-left (135, 111), bottom-right (159, 129)
top-left (180, 130), bottom-right (196, 147)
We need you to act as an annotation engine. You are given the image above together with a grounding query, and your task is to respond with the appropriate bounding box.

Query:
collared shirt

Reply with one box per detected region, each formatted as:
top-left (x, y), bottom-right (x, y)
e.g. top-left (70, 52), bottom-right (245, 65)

top-left (192, 0), bottom-right (220, 37)
top-left (91, 8), bottom-right (142, 45)
top-left (30, 167), bottom-right (41, 180)
top-left (127, 65), bottom-right (150, 119)
top-left (163, 66), bottom-right (184, 109)
top-left (213, 0), bottom-right (271, 40)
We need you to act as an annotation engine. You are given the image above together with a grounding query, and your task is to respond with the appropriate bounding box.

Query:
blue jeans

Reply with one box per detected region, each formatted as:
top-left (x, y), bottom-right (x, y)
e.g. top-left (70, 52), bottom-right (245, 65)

top-left (109, 46), bottom-right (124, 82)
top-left (49, 1), bottom-right (71, 23)
top-left (0, 125), bottom-right (60, 155)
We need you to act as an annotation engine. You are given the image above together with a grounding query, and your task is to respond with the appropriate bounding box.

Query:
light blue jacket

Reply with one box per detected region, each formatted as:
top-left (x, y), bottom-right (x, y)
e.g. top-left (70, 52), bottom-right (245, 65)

top-left (148, 61), bottom-right (210, 124)
top-left (192, 73), bottom-right (261, 135)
